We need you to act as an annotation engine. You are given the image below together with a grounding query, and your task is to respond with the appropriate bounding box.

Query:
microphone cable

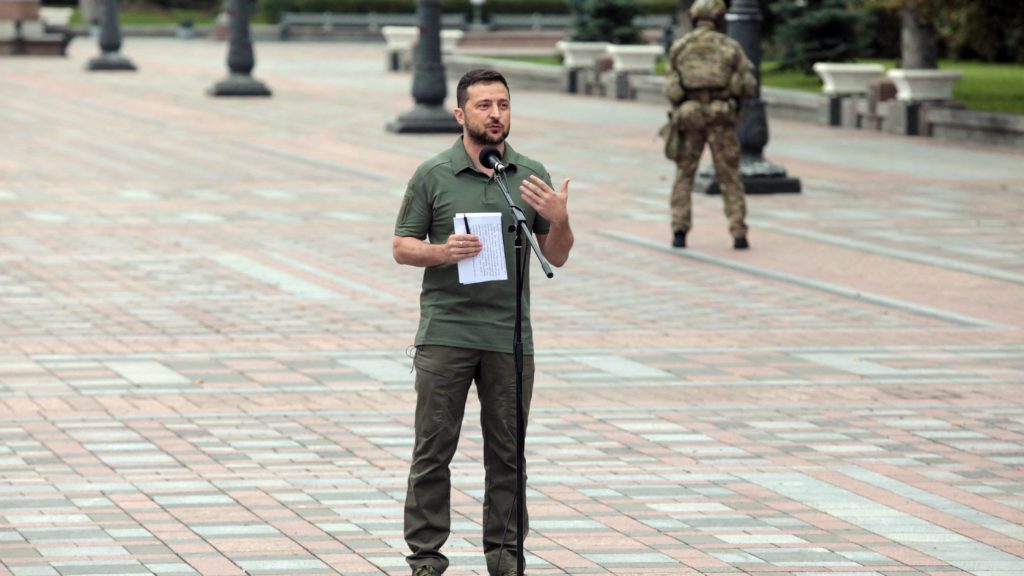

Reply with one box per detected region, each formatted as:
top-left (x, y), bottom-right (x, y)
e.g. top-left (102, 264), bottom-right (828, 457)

top-left (494, 494), bottom-right (516, 576)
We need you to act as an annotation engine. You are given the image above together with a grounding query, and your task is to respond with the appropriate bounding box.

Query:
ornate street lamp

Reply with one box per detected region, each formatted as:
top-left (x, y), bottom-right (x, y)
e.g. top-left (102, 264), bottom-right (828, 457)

top-left (387, 0), bottom-right (461, 133)
top-left (699, 0), bottom-right (800, 194)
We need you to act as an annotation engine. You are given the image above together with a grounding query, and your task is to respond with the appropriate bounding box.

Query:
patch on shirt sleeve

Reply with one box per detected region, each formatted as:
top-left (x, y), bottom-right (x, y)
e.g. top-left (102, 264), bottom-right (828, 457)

top-left (396, 190), bottom-right (414, 226)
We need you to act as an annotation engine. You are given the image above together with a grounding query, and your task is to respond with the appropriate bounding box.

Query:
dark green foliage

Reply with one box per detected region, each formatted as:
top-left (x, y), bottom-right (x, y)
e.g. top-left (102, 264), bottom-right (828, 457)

top-left (570, 0), bottom-right (642, 44)
top-left (860, 2), bottom-right (900, 60)
top-left (932, 0), bottom-right (1024, 64)
top-left (258, 0), bottom-right (576, 21)
top-left (768, 0), bottom-right (869, 72)
top-left (261, 0), bottom-right (409, 21)
top-left (149, 0), bottom-right (220, 10)
top-left (637, 0), bottom-right (677, 14)
top-left (484, 0), bottom-right (572, 14)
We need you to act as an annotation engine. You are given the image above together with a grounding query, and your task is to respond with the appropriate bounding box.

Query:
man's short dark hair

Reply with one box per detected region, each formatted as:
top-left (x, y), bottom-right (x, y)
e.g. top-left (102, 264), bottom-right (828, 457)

top-left (456, 69), bottom-right (510, 109)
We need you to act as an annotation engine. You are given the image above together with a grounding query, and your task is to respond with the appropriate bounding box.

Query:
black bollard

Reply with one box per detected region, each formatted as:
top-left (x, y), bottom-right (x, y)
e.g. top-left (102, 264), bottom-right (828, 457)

top-left (86, 0), bottom-right (136, 71)
top-left (386, 0), bottom-right (461, 133)
top-left (208, 0), bottom-right (271, 97)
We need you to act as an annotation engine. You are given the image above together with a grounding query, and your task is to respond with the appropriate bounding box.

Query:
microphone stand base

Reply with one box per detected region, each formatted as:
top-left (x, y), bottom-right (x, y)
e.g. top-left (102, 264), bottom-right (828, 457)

top-left (697, 158), bottom-right (802, 195)
top-left (207, 74), bottom-right (272, 97)
top-left (86, 53), bottom-right (136, 71)
top-left (387, 104), bottom-right (461, 134)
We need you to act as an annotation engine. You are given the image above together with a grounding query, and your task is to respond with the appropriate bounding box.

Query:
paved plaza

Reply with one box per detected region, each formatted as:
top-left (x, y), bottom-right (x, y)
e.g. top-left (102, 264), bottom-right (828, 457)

top-left (1, 38), bottom-right (1023, 576)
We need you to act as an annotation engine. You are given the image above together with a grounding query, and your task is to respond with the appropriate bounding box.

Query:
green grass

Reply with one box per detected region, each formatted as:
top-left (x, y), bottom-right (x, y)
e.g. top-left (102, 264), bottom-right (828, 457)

top-left (760, 60), bottom-right (828, 92)
top-left (943, 60), bottom-right (1024, 115)
top-left (761, 59), bottom-right (1024, 115)
top-left (487, 55), bottom-right (563, 66)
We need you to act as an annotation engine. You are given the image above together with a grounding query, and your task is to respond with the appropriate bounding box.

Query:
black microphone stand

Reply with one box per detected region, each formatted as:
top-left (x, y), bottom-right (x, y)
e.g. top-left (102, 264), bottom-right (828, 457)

top-left (491, 165), bottom-right (552, 576)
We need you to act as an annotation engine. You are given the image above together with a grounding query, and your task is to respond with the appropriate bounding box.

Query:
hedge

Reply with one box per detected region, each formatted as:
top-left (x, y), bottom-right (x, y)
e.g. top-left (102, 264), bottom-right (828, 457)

top-left (259, 0), bottom-right (677, 23)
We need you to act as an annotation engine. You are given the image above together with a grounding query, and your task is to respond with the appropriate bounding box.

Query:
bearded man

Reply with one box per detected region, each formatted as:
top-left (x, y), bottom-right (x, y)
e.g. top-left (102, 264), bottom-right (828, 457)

top-left (392, 68), bottom-right (574, 576)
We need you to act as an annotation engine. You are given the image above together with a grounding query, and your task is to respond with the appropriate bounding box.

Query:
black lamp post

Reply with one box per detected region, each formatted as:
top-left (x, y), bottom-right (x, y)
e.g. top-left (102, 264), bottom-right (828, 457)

top-left (86, 0), bottom-right (136, 71)
top-left (387, 0), bottom-right (461, 133)
top-left (208, 0), bottom-right (271, 97)
top-left (699, 0), bottom-right (800, 195)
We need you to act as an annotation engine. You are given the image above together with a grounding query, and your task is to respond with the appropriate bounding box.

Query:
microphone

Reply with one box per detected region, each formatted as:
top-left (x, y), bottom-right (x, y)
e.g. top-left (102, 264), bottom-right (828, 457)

top-left (478, 147), bottom-right (507, 173)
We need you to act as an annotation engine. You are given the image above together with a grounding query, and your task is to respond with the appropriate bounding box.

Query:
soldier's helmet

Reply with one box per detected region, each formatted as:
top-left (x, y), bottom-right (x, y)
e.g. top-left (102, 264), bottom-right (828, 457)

top-left (689, 0), bottom-right (727, 21)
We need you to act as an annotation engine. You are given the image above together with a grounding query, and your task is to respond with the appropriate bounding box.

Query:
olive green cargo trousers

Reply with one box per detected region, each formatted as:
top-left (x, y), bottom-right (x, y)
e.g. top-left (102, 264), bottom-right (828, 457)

top-left (405, 345), bottom-right (534, 575)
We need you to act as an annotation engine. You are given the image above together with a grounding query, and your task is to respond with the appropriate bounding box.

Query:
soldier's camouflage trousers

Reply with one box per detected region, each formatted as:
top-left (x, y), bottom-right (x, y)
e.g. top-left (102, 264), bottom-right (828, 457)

top-left (670, 121), bottom-right (748, 239)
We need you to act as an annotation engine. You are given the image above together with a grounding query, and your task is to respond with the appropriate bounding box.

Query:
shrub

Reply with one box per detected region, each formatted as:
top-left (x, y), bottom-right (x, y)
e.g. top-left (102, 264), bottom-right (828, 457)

top-left (570, 0), bottom-right (642, 44)
top-left (259, 0), bottom-right (576, 21)
top-left (768, 0), bottom-right (869, 72)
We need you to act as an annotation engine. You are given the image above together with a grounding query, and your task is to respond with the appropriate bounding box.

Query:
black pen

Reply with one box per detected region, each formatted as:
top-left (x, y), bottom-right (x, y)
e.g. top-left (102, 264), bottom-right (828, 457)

top-left (463, 214), bottom-right (471, 235)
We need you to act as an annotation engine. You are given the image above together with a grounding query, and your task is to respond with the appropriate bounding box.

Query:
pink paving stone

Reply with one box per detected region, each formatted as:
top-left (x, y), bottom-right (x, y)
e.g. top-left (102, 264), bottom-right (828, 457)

top-left (183, 556), bottom-right (246, 575)
top-left (319, 554), bottom-right (382, 570)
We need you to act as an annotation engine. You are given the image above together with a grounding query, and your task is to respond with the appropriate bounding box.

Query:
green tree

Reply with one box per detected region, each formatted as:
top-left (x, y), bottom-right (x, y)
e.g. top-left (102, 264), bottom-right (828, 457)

top-left (867, 0), bottom-right (1024, 66)
top-left (769, 0), bottom-right (869, 72)
top-left (926, 0), bottom-right (1024, 63)
top-left (570, 0), bottom-right (642, 44)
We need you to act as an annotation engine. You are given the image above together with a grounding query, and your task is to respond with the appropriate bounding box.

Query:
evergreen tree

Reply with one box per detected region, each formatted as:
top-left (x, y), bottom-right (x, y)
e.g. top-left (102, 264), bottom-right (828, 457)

top-left (770, 0), bottom-right (869, 72)
top-left (571, 0), bottom-right (642, 44)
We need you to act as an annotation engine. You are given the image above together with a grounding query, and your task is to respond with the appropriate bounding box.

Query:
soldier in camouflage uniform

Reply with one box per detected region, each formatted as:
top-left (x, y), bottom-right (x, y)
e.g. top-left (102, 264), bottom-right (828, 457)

top-left (663, 0), bottom-right (757, 249)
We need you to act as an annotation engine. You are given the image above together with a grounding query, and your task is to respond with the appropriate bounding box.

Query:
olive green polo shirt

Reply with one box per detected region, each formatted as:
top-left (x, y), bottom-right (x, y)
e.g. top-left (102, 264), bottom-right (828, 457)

top-left (394, 137), bottom-right (552, 354)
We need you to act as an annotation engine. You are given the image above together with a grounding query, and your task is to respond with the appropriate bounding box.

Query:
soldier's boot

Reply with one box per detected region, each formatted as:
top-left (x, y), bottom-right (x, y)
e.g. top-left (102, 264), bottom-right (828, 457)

top-left (733, 237), bottom-right (749, 250)
top-left (672, 230), bottom-right (687, 248)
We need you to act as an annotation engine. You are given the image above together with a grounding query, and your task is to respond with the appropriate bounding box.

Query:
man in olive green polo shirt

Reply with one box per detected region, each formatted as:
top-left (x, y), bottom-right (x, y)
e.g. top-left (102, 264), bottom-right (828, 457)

top-left (392, 69), bottom-right (574, 576)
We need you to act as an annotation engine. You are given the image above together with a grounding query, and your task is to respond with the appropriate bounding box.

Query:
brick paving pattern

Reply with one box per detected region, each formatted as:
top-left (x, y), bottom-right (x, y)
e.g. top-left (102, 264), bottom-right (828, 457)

top-left (1, 40), bottom-right (1022, 575)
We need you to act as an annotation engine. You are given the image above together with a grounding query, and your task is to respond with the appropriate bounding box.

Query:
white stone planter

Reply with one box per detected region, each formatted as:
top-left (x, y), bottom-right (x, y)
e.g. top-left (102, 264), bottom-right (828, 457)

top-left (39, 6), bottom-right (72, 28)
top-left (605, 44), bottom-right (663, 73)
top-left (812, 62), bottom-right (885, 96)
top-left (556, 40), bottom-right (610, 68)
top-left (886, 69), bottom-right (963, 102)
top-left (381, 27), bottom-right (462, 54)
top-left (381, 25), bottom-right (417, 52)
top-left (440, 29), bottom-right (464, 54)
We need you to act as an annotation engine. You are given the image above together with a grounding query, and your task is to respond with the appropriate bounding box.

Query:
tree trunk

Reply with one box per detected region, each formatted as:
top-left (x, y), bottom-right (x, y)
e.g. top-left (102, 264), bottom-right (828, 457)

top-left (901, 0), bottom-right (938, 69)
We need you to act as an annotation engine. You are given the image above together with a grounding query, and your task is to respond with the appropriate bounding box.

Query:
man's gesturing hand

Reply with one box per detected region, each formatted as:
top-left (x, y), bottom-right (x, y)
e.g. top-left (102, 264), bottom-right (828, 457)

top-left (520, 175), bottom-right (570, 225)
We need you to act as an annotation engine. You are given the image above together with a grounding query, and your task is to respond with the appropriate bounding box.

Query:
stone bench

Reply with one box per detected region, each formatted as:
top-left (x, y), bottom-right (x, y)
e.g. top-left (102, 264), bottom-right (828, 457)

top-left (278, 11), bottom-right (464, 41)
top-left (489, 13), bottom-right (571, 31)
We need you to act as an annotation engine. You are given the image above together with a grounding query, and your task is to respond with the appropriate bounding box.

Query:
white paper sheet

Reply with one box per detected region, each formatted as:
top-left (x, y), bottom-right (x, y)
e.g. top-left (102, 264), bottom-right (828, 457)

top-left (454, 212), bottom-right (507, 285)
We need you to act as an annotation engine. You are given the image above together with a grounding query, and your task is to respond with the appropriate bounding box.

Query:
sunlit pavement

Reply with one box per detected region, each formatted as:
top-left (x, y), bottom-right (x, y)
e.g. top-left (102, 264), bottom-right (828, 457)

top-left (1, 38), bottom-right (1022, 576)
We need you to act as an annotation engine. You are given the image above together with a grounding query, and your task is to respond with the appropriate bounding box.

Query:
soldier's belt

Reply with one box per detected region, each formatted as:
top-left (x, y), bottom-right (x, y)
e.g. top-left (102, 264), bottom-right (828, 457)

top-left (684, 88), bottom-right (730, 103)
